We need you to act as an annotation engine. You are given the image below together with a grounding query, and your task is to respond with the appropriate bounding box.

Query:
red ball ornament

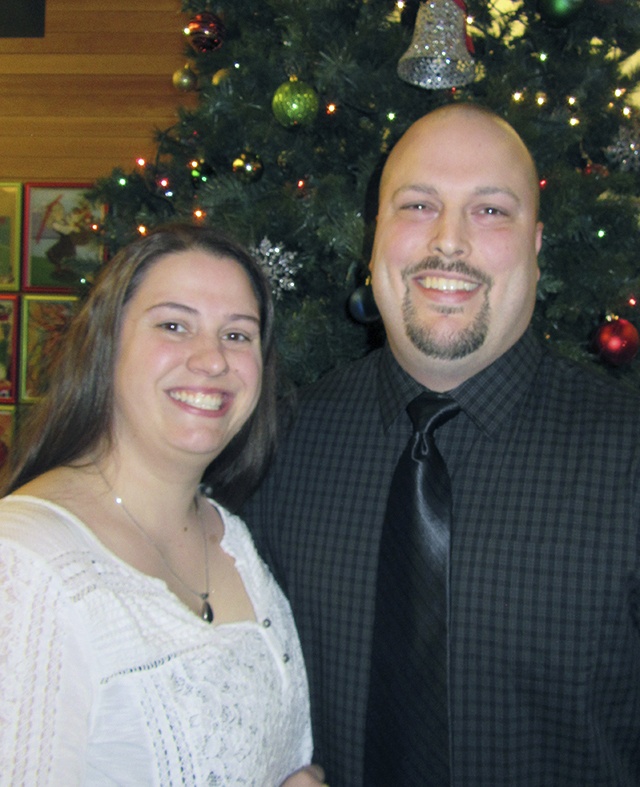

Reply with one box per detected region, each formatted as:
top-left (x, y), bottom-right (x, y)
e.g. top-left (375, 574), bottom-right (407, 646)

top-left (594, 318), bottom-right (640, 365)
top-left (186, 12), bottom-right (226, 54)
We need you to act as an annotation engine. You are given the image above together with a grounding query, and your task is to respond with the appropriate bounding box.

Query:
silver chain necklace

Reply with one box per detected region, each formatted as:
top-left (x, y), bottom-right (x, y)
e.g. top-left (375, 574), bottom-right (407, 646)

top-left (97, 466), bottom-right (214, 623)
top-left (114, 494), bottom-right (213, 622)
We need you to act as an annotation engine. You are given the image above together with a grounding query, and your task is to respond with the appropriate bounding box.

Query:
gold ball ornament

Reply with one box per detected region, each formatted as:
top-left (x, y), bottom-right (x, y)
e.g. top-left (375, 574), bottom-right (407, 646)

top-left (232, 151), bottom-right (264, 183)
top-left (212, 68), bottom-right (231, 86)
top-left (172, 64), bottom-right (198, 92)
top-left (272, 78), bottom-right (319, 128)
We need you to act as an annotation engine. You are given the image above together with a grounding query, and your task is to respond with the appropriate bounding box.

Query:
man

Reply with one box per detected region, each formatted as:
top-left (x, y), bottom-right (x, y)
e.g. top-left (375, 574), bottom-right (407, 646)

top-left (243, 104), bottom-right (640, 785)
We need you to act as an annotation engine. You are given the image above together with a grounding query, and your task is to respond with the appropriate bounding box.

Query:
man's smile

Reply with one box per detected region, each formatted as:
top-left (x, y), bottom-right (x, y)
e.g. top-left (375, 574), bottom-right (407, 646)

top-left (415, 274), bottom-right (481, 293)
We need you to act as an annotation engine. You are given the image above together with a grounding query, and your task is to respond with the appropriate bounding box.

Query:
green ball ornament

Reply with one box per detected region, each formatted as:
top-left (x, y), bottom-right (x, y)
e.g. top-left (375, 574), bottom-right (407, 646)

top-left (538, 0), bottom-right (585, 24)
top-left (272, 79), bottom-right (319, 128)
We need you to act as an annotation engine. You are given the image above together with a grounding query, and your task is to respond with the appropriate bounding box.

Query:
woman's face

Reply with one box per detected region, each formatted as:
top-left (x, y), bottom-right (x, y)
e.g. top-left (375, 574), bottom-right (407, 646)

top-left (112, 248), bottom-right (263, 469)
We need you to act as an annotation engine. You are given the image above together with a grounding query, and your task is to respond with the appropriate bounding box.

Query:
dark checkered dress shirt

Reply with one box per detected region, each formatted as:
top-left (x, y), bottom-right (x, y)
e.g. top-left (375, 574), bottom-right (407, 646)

top-left (243, 329), bottom-right (640, 786)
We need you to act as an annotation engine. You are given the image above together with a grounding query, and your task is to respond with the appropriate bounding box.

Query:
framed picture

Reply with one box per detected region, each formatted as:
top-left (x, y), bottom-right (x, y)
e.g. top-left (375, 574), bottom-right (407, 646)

top-left (0, 406), bottom-right (16, 485)
top-left (20, 294), bottom-right (79, 403)
top-left (0, 295), bottom-right (19, 404)
top-left (0, 294), bottom-right (18, 405)
top-left (0, 183), bottom-right (22, 291)
top-left (22, 182), bottom-right (104, 292)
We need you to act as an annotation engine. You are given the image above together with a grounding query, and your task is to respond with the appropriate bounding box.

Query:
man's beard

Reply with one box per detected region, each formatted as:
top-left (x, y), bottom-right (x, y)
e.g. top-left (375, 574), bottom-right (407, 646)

top-left (401, 258), bottom-right (492, 361)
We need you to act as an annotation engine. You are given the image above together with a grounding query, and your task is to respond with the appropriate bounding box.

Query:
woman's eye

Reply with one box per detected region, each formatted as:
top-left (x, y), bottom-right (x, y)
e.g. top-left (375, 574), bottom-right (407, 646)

top-left (224, 332), bottom-right (250, 342)
top-left (159, 321), bottom-right (186, 333)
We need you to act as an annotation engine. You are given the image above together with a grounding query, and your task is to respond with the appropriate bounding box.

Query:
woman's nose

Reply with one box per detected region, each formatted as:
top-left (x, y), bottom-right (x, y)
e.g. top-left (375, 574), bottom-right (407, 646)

top-left (186, 339), bottom-right (229, 376)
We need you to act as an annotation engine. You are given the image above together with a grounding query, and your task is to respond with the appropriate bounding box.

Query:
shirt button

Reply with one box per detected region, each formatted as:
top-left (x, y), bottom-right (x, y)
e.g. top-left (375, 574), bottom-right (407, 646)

top-left (283, 653), bottom-right (290, 663)
top-left (263, 618), bottom-right (271, 628)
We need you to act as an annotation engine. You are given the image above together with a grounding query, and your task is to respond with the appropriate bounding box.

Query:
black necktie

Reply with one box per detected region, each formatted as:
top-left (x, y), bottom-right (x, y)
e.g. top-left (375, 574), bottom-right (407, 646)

top-left (364, 391), bottom-right (460, 785)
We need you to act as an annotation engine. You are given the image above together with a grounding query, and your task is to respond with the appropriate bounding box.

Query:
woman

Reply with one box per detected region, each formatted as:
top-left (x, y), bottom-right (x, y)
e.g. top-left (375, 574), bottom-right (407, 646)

top-left (0, 224), bottom-right (323, 785)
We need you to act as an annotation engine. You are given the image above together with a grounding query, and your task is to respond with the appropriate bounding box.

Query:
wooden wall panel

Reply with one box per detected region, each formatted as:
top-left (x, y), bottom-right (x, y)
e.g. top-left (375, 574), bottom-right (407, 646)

top-left (0, 0), bottom-right (197, 182)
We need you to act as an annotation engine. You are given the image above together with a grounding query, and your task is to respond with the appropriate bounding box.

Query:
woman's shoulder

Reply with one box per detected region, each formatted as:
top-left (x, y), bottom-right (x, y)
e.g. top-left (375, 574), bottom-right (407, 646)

top-left (205, 498), bottom-right (254, 552)
top-left (0, 494), bottom-right (89, 557)
top-left (204, 498), bottom-right (274, 588)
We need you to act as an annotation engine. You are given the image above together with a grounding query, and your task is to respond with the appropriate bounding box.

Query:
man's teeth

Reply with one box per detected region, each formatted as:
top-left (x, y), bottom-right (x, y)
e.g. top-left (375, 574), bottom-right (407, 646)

top-left (419, 275), bottom-right (478, 292)
top-left (169, 391), bottom-right (224, 411)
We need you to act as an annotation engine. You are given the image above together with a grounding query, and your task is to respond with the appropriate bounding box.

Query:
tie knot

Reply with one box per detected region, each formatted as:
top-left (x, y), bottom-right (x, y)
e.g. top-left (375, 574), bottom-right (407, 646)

top-left (406, 392), bottom-right (460, 435)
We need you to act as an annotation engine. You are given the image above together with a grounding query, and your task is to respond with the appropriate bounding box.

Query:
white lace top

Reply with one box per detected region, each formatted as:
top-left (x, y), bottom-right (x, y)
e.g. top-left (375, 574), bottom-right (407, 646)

top-left (0, 495), bottom-right (312, 786)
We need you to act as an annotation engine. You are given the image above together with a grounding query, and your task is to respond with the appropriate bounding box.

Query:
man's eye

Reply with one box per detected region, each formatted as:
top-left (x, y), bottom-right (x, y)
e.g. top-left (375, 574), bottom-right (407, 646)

top-left (402, 203), bottom-right (435, 212)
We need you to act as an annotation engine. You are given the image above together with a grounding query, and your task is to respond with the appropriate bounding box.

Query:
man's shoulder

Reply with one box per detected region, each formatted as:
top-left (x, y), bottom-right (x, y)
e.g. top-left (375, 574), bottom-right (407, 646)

top-left (274, 349), bottom-right (385, 445)
top-left (539, 349), bottom-right (640, 421)
top-left (542, 349), bottom-right (639, 394)
top-left (298, 348), bottom-right (382, 407)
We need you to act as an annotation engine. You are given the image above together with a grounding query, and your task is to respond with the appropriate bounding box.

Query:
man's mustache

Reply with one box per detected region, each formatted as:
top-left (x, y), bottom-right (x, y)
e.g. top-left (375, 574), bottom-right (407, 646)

top-left (402, 257), bottom-right (492, 288)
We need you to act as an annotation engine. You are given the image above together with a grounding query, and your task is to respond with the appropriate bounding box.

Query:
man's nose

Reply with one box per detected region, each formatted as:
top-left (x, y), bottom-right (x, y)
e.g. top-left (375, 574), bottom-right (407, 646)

top-left (428, 210), bottom-right (469, 258)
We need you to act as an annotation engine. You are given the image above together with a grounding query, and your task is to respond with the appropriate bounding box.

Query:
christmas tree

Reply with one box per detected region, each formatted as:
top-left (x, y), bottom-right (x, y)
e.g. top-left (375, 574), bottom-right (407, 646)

top-left (89, 0), bottom-right (640, 387)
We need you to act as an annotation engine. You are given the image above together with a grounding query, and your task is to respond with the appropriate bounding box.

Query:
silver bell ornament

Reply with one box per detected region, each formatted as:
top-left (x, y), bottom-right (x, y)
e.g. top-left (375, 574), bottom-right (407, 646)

top-left (397, 0), bottom-right (475, 90)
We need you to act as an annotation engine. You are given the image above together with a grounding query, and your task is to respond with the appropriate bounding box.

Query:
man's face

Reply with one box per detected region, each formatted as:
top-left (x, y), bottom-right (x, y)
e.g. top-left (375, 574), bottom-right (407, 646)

top-left (369, 108), bottom-right (543, 390)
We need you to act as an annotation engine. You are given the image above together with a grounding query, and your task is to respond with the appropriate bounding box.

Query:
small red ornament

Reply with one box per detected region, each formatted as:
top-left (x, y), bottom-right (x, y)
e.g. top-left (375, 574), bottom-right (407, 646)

top-left (583, 162), bottom-right (610, 178)
top-left (186, 12), bottom-right (226, 54)
top-left (594, 318), bottom-right (640, 365)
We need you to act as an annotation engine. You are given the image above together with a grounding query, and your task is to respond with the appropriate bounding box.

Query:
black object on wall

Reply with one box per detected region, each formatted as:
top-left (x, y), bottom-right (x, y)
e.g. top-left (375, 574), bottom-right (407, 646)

top-left (0, 0), bottom-right (46, 38)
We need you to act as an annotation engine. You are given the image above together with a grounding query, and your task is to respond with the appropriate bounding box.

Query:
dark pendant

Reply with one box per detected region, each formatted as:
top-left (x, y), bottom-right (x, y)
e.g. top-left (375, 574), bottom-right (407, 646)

top-left (201, 598), bottom-right (214, 623)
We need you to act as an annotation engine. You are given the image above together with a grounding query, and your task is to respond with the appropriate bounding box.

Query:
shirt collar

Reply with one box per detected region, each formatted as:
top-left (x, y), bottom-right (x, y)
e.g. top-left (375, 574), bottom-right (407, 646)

top-left (377, 329), bottom-right (543, 436)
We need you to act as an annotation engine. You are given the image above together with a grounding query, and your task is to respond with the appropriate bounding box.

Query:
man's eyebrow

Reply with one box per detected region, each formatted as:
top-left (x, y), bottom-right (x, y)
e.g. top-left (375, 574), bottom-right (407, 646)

top-left (473, 185), bottom-right (521, 204)
top-left (392, 184), bottom-right (439, 198)
top-left (392, 184), bottom-right (521, 204)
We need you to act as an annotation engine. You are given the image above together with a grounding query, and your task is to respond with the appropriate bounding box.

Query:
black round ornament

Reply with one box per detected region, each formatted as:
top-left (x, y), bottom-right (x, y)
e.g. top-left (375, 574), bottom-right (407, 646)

top-left (348, 284), bottom-right (380, 324)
